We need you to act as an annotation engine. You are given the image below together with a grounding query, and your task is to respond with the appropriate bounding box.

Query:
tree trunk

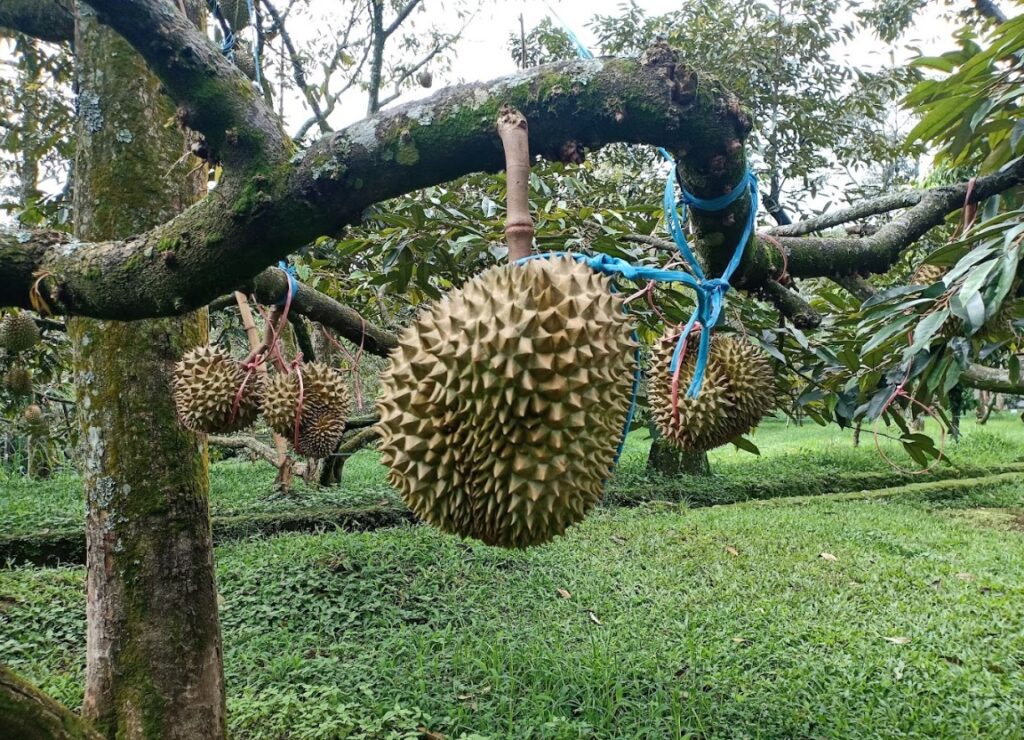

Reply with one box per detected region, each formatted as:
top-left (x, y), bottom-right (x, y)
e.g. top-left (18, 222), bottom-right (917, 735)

top-left (646, 420), bottom-right (710, 476)
top-left (70, 4), bottom-right (226, 739)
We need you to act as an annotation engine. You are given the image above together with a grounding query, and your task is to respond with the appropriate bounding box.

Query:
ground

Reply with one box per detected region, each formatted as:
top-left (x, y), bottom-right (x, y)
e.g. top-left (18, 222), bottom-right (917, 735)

top-left (2, 415), bottom-right (1024, 737)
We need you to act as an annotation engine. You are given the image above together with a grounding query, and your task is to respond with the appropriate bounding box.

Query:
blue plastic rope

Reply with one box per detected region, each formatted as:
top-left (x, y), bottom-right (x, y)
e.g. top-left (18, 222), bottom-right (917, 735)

top-left (541, 1), bottom-right (594, 59)
top-left (275, 260), bottom-right (299, 306)
top-left (246, 0), bottom-right (263, 89)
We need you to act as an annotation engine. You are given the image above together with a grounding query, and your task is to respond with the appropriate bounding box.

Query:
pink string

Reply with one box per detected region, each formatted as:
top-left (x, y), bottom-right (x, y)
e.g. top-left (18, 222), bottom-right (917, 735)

top-left (669, 322), bottom-right (701, 426)
top-left (871, 371), bottom-right (947, 475)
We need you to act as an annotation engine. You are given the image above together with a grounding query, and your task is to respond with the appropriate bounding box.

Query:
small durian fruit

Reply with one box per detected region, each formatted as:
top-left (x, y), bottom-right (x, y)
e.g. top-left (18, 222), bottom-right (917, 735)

top-left (0, 313), bottom-right (40, 353)
top-left (911, 263), bottom-right (946, 286)
top-left (23, 404), bottom-right (48, 437)
top-left (262, 363), bottom-right (351, 458)
top-left (377, 256), bottom-right (638, 549)
top-left (219, 0), bottom-right (251, 28)
top-left (649, 325), bottom-right (775, 452)
top-left (4, 366), bottom-right (33, 397)
top-left (233, 40), bottom-right (257, 80)
top-left (417, 70), bottom-right (433, 88)
top-left (173, 345), bottom-right (262, 433)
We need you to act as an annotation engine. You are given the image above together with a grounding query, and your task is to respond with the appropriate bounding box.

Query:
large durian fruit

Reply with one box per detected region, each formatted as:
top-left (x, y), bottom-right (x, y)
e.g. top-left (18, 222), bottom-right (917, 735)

top-left (262, 363), bottom-right (351, 458)
top-left (377, 256), bottom-right (637, 549)
top-left (649, 325), bottom-right (775, 452)
top-left (0, 312), bottom-right (40, 353)
top-left (4, 366), bottom-right (33, 397)
top-left (173, 345), bottom-right (262, 433)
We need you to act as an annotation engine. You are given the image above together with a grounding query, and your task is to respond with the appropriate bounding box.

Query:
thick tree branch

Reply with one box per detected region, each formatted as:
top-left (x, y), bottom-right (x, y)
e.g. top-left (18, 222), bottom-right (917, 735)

top-left (0, 666), bottom-right (101, 740)
top-left (0, 0), bottom-right (74, 44)
top-left (962, 362), bottom-right (1024, 394)
top-left (1, 44), bottom-right (750, 319)
top-left (249, 269), bottom-right (398, 356)
top-left (84, 0), bottom-right (288, 170)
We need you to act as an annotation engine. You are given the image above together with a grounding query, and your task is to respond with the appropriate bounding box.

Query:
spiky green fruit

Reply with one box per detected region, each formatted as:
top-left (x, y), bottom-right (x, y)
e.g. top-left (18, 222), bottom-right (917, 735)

top-left (912, 263), bottom-right (946, 285)
top-left (262, 363), bottom-right (351, 458)
top-left (173, 346), bottom-right (262, 433)
top-left (23, 404), bottom-right (48, 437)
top-left (233, 40), bottom-right (257, 80)
top-left (649, 326), bottom-right (775, 452)
top-left (0, 313), bottom-right (40, 353)
top-left (4, 366), bottom-right (32, 396)
top-left (219, 0), bottom-right (251, 28)
top-left (377, 256), bottom-right (637, 549)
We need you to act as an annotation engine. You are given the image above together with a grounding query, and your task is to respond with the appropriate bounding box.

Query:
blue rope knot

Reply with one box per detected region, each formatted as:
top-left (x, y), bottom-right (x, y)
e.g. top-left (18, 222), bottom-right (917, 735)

top-left (275, 260), bottom-right (299, 307)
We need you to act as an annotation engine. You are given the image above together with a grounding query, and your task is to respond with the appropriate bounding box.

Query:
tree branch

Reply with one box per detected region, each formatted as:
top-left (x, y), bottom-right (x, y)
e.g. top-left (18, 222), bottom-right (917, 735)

top-left (764, 161), bottom-right (1024, 280)
top-left (1, 43), bottom-right (751, 319)
top-left (962, 362), bottom-right (1024, 394)
top-left (0, 0), bottom-right (74, 44)
top-left (759, 279), bottom-right (821, 329)
top-left (0, 666), bottom-right (101, 740)
top-left (84, 0), bottom-right (288, 170)
top-left (249, 268), bottom-right (398, 356)
top-left (766, 190), bottom-right (923, 237)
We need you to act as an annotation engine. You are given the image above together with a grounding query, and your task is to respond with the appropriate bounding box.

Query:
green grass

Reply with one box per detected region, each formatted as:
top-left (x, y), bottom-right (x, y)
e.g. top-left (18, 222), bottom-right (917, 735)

top-left (4, 477), bottom-right (1024, 738)
top-left (3, 414), bottom-right (1023, 538)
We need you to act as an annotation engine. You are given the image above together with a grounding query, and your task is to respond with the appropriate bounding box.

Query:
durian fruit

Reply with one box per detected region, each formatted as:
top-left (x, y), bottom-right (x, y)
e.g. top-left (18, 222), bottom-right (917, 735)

top-left (649, 325), bottom-right (775, 452)
top-left (219, 0), bottom-right (251, 28)
top-left (912, 263), bottom-right (946, 285)
top-left (262, 363), bottom-right (351, 458)
top-left (233, 40), bottom-right (257, 80)
top-left (0, 313), bottom-right (40, 353)
top-left (4, 366), bottom-right (32, 396)
top-left (173, 345), bottom-right (262, 433)
top-left (23, 404), bottom-right (48, 437)
top-left (377, 256), bottom-right (637, 549)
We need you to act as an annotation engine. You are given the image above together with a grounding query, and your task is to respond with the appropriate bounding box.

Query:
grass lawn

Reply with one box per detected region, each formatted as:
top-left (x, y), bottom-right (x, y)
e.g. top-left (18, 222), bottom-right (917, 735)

top-left (3, 475), bottom-right (1024, 737)
top-left (2, 414), bottom-right (1023, 537)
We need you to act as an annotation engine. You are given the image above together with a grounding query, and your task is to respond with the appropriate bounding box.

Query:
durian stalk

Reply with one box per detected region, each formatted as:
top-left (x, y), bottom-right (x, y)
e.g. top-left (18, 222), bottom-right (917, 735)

top-left (498, 105), bottom-right (533, 261)
top-left (235, 292), bottom-right (292, 489)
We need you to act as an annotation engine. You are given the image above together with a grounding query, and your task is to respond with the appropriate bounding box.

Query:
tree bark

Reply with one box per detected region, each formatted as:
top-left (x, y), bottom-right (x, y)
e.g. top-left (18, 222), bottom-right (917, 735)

top-left (0, 667), bottom-right (100, 740)
top-left (70, 4), bottom-right (226, 739)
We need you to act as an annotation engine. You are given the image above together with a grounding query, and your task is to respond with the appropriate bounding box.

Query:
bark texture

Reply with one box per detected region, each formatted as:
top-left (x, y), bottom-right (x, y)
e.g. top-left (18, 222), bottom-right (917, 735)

top-left (0, 668), bottom-right (100, 740)
top-left (0, 0), bottom-right (74, 44)
top-left (70, 4), bottom-right (226, 738)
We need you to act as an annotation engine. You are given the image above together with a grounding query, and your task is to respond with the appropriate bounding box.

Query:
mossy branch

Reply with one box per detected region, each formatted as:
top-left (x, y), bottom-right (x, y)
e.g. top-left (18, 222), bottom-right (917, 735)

top-left (0, 667), bottom-right (101, 740)
top-left (0, 41), bottom-right (752, 319)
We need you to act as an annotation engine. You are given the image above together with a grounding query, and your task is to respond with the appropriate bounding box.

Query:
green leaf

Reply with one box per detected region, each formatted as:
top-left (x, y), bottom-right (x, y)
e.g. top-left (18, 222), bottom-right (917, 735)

top-left (907, 309), bottom-right (950, 356)
top-left (731, 436), bottom-right (761, 456)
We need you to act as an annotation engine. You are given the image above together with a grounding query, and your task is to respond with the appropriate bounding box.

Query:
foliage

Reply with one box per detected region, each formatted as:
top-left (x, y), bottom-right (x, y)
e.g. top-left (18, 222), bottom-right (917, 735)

top-left (589, 0), bottom-right (917, 209)
top-left (0, 35), bottom-right (74, 227)
top-left (6, 472), bottom-right (1024, 737)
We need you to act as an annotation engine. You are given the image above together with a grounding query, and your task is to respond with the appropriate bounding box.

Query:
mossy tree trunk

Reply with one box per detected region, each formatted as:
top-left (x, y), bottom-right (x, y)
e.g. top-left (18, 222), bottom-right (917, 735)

top-left (70, 4), bottom-right (226, 738)
top-left (646, 420), bottom-right (710, 476)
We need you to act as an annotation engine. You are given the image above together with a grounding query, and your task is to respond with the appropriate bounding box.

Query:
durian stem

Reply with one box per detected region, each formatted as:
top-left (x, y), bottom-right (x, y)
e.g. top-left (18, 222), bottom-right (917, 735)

top-left (235, 292), bottom-right (293, 489)
top-left (497, 105), bottom-right (533, 262)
